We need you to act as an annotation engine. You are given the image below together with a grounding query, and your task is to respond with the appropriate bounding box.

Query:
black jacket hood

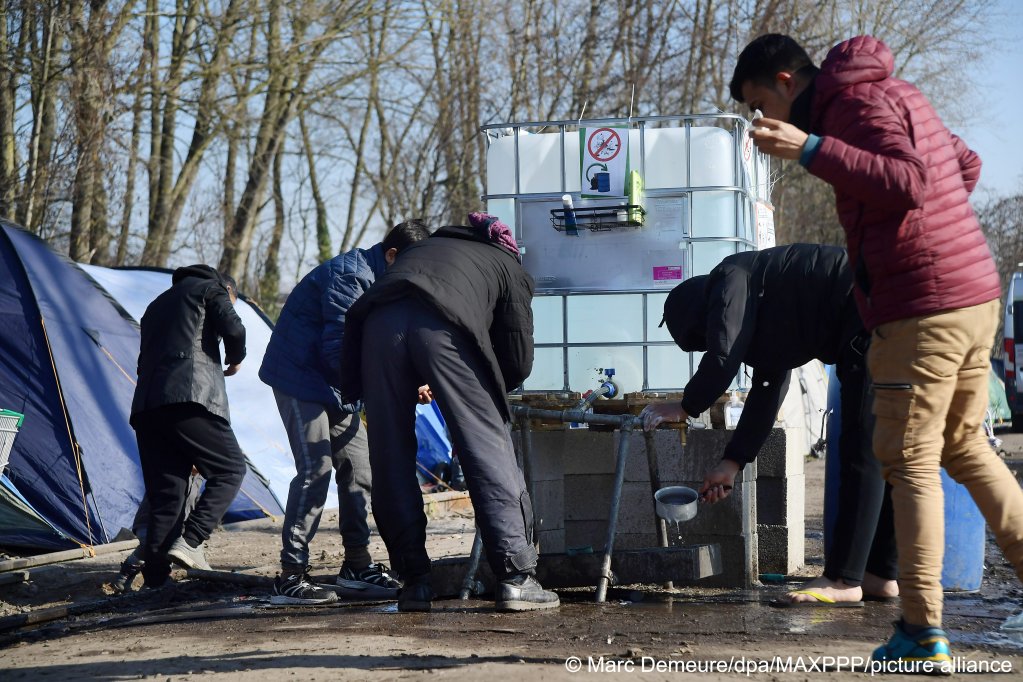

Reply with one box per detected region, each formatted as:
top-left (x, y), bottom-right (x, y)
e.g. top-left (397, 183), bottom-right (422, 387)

top-left (172, 263), bottom-right (222, 285)
top-left (663, 276), bottom-right (709, 351)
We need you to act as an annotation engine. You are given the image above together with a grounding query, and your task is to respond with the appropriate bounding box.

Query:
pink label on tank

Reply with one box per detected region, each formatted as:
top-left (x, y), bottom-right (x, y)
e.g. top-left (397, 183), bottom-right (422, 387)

top-left (652, 266), bottom-right (683, 281)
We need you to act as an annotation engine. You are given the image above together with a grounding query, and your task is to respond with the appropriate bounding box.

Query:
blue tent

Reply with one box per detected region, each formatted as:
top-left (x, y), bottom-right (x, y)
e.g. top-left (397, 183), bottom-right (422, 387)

top-left (0, 222), bottom-right (282, 551)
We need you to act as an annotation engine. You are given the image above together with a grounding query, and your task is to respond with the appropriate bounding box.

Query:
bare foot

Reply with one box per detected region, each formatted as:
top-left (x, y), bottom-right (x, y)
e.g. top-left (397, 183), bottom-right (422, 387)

top-left (785, 577), bottom-right (863, 604)
top-left (862, 571), bottom-right (899, 599)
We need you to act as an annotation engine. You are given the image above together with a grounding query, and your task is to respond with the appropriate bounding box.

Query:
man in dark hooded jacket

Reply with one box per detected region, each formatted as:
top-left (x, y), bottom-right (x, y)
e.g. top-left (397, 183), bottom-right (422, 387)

top-left (729, 33), bottom-right (1023, 664)
top-left (339, 212), bottom-right (558, 613)
top-left (131, 264), bottom-right (247, 587)
top-left (640, 244), bottom-right (896, 605)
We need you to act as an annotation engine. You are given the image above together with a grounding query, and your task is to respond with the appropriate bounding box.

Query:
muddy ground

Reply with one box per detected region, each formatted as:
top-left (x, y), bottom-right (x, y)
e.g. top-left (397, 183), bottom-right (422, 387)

top-left (1, 434), bottom-right (1022, 680)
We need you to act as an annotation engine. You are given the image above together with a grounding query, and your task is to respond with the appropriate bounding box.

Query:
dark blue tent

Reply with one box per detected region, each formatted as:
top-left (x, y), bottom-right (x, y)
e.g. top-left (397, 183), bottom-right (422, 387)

top-left (0, 222), bottom-right (282, 551)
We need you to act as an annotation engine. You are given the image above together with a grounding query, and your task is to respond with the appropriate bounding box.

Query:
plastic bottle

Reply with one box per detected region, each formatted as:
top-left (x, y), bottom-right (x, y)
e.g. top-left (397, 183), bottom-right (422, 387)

top-left (562, 194), bottom-right (578, 236)
top-left (724, 390), bottom-right (744, 430)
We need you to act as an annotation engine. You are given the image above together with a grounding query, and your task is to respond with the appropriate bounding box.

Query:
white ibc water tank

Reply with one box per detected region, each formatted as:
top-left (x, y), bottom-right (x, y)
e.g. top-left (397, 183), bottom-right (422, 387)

top-left (483, 116), bottom-right (770, 394)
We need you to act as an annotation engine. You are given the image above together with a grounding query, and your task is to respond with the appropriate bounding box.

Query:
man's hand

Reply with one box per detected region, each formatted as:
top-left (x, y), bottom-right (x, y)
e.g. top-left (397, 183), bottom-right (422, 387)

top-left (224, 363), bottom-right (241, 377)
top-left (749, 118), bottom-right (809, 160)
top-left (700, 459), bottom-right (739, 503)
top-left (417, 384), bottom-right (433, 404)
top-left (639, 402), bottom-right (688, 432)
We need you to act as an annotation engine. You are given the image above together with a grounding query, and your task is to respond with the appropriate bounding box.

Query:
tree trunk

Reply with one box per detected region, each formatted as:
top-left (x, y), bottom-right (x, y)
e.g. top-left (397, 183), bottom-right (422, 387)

top-left (299, 111), bottom-right (331, 261)
top-left (258, 143), bottom-right (285, 314)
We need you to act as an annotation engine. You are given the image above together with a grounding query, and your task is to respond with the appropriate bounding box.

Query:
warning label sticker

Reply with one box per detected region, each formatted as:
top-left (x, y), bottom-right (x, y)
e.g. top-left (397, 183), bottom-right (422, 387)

top-left (652, 266), bottom-right (683, 281)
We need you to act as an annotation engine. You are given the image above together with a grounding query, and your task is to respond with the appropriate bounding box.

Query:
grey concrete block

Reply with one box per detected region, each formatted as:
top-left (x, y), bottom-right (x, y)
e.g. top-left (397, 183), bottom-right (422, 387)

top-left (564, 520), bottom-right (610, 551)
top-left (672, 429), bottom-right (734, 481)
top-left (562, 479), bottom-right (660, 535)
top-left (554, 430), bottom-right (617, 475)
top-left (563, 474), bottom-right (614, 521)
top-left (756, 427), bottom-right (807, 478)
top-left (681, 532), bottom-right (758, 588)
top-left (757, 478), bottom-right (785, 526)
top-left (564, 520), bottom-right (655, 552)
top-left (756, 474), bottom-right (805, 526)
top-left (531, 479), bottom-right (564, 532)
top-left (537, 528), bottom-right (565, 554)
top-left (614, 483), bottom-right (665, 535)
top-left (523, 443), bottom-right (564, 483)
top-left (758, 523), bottom-right (805, 575)
top-left (541, 428), bottom-right (651, 481)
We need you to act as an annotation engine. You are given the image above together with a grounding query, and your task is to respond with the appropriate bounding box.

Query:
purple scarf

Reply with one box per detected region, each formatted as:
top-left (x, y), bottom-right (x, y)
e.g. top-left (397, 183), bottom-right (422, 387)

top-left (467, 212), bottom-right (520, 261)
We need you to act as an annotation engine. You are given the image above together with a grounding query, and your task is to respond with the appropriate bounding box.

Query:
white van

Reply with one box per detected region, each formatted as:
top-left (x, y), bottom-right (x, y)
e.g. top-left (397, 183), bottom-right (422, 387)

top-left (1005, 271), bottom-right (1023, 432)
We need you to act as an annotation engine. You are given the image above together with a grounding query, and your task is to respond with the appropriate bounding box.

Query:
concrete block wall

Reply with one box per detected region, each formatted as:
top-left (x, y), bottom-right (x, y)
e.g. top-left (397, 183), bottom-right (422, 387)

top-left (524, 426), bottom-right (763, 587)
top-left (754, 428), bottom-right (805, 574)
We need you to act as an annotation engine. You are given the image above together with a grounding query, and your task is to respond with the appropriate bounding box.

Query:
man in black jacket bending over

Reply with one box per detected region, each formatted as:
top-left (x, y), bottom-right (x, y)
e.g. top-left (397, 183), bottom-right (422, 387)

top-left (131, 264), bottom-right (248, 588)
top-left (641, 244), bottom-right (897, 605)
top-left (340, 212), bottom-right (558, 613)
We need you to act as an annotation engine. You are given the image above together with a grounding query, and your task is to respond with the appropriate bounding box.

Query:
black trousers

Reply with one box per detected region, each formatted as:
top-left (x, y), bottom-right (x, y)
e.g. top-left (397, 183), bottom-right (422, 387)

top-left (134, 403), bottom-right (246, 585)
top-left (360, 298), bottom-right (537, 580)
top-left (827, 335), bottom-right (898, 584)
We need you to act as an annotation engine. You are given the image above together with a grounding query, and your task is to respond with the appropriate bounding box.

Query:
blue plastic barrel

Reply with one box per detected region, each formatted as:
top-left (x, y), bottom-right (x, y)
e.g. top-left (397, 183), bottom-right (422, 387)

top-left (823, 366), bottom-right (986, 591)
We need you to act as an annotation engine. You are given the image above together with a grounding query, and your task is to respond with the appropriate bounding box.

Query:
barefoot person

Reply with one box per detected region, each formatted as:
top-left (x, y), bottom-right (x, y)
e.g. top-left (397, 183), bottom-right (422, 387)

top-left (641, 244), bottom-right (897, 605)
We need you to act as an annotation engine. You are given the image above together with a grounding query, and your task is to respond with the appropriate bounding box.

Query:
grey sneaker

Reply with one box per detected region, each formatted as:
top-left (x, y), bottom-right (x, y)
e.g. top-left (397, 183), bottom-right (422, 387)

top-left (335, 562), bottom-right (401, 599)
top-left (167, 537), bottom-right (212, 571)
top-left (112, 549), bottom-right (145, 593)
top-left (271, 572), bottom-right (339, 605)
top-left (495, 574), bottom-right (560, 612)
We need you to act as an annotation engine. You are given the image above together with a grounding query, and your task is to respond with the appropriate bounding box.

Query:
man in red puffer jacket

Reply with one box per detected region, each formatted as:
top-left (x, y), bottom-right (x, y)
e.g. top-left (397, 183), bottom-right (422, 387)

top-left (729, 34), bottom-right (1023, 668)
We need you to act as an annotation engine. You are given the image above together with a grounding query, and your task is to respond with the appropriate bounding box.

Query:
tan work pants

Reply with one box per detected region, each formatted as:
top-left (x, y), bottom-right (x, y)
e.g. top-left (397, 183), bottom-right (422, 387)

top-left (868, 298), bottom-right (1023, 626)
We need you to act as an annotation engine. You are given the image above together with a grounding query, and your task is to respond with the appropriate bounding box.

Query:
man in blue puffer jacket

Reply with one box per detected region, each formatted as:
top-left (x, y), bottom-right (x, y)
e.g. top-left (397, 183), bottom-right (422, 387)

top-left (259, 220), bottom-right (430, 605)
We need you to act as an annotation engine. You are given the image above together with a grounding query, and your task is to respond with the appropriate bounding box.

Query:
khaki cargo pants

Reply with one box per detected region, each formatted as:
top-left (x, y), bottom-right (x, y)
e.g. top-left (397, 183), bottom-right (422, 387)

top-left (869, 298), bottom-right (1023, 627)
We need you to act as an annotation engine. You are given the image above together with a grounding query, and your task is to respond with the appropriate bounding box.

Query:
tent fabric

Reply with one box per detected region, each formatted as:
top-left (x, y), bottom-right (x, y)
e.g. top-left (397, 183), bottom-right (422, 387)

top-left (777, 360), bottom-right (830, 456)
top-left (0, 474), bottom-right (70, 549)
top-left (415, 402), bottom-right (452, 473)
top-left (0, 223), bottom-right (284, 551)
top-left (0, 222), bottom-right (141, 548)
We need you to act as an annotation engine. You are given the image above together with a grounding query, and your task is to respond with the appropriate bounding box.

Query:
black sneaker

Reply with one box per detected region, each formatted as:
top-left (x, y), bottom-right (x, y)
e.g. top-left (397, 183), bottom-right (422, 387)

top-left (271, 571), bottom-right (339, 605)
top-left (495, 574), bottom-right (560, 612)
top-left (397, 574), bottom-right (435, 612)
top-left (336, 562), bottom-right (401, 599)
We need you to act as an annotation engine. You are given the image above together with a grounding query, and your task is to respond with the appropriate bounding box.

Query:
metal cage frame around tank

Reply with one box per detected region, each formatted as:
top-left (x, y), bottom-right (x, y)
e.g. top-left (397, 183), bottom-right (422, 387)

top-left (481, 113), bottom-right (772, 394)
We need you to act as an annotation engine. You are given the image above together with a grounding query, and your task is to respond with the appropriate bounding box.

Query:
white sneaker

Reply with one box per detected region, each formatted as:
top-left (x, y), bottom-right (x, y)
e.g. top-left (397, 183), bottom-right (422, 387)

top-left (167, 537), bottom-right (212, 571)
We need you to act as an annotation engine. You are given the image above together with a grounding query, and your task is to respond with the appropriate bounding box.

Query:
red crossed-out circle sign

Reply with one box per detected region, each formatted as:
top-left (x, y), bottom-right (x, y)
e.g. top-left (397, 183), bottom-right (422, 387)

top-left (587, 128), bottom-right (622, 162)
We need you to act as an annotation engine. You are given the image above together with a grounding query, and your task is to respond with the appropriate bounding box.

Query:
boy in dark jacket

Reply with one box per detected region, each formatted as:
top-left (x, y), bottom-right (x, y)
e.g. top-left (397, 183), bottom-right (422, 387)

top-left (259, 220), bottom-right (430, 605)
top-left (730, 34), bottom-right (1023, 665)
top-left (339, 212), bottom-right (558, 613)
top-left (641, 245), bottom-right (896, 605)
top-left (131, 264), bottom-right (247, 587)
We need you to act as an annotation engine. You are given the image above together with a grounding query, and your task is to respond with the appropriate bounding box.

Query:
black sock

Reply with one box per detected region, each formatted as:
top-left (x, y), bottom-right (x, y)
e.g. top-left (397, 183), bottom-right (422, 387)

top-left (343, 545), bottom-right (372, 570)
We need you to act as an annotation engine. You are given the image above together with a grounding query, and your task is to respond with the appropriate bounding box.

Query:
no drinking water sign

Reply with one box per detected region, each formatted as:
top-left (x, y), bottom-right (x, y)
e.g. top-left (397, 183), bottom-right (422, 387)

top-left (580, 126), bottom-right (629, 198)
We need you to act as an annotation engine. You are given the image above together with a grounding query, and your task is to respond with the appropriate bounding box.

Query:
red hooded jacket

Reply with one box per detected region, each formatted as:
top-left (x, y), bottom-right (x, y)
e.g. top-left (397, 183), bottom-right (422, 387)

top-left (806, 35), bottom-right (1000, 329)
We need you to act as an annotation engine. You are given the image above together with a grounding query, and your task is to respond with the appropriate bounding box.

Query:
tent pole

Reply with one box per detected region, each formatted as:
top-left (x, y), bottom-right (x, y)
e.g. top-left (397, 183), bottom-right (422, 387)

top-left (0, 539), bottom-right (138, 573)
